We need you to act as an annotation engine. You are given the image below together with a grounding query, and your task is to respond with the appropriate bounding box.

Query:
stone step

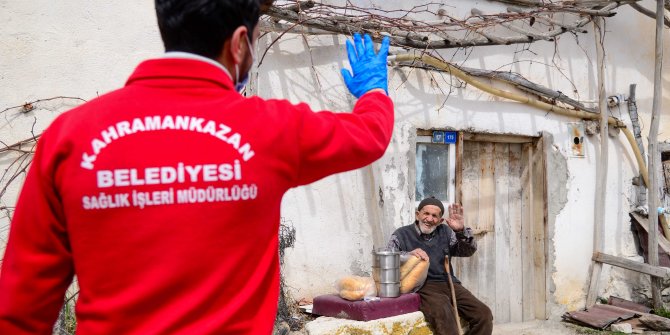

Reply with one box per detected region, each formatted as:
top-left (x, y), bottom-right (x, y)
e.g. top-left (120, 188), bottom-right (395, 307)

top-left (305, 311), bottom-right (432, 335)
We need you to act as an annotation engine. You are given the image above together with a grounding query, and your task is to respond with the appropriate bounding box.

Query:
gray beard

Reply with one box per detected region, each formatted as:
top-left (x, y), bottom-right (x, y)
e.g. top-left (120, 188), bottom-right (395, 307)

top-left (418, 222), bottom-right (437, 235)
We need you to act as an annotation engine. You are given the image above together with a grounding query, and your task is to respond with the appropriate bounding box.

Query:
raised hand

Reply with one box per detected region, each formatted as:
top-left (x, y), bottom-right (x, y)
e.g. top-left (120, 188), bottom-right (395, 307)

top-left (445, 203), bottom-right (464, 232)
top-left (341, 33), bottom-right (390, 98)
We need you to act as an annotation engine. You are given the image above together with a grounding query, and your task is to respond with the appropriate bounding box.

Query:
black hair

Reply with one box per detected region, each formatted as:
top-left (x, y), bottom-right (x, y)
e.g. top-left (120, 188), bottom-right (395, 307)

top-left (155, 0), bottom-right (261, 59)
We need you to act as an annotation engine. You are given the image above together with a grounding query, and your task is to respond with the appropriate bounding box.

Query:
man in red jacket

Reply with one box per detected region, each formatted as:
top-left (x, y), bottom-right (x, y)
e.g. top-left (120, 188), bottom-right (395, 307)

top-left (0, 0), bottom-right (393, 334)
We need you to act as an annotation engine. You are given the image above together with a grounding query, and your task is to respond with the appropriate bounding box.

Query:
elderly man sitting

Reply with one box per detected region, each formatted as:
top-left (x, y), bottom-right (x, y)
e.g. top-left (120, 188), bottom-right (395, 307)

top-left (387, 197), bottom-right (493, 335)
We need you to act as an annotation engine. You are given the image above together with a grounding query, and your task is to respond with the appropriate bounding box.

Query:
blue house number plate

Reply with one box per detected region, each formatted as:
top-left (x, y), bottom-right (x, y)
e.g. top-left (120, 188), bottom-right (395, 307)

top-left (433, 131), bottom-right (457, 144)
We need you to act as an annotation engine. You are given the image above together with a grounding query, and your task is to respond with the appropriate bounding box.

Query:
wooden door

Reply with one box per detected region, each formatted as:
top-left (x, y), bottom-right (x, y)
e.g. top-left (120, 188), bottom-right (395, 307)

top-left (453, 134), bottom-right (546, 323)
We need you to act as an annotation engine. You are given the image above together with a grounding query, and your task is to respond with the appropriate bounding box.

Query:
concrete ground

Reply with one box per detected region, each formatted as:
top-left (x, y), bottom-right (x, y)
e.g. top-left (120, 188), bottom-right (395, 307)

top-left (493, 320), bottom-right (670, 334)
top-left (492, 320), bottom-right (583, 335)
top-left (299, 316), bottom-right (665, 334)
top-left (302, 314), bottom-right (584, 335)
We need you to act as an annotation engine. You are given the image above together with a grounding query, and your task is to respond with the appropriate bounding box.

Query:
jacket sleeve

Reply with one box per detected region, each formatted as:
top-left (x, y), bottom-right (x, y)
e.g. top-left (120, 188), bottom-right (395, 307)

top-left (448, 227), bottom-right (477, 257)
top-left (386, 234), bottom-right (402, 251)
top-left (292, 91), bottom-right (394, 186)
top-left (0, 129), bottom-right (74, 334)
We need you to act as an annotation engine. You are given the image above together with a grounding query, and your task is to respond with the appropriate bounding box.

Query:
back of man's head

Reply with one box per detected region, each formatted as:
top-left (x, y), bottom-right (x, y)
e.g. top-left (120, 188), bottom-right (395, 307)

top-left (155, 0), bottom-right (262, 59)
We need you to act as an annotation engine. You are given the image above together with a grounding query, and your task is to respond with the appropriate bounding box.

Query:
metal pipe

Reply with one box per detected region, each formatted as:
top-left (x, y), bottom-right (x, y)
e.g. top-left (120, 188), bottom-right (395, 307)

top-left (628, 84), bottom-right (648, 208)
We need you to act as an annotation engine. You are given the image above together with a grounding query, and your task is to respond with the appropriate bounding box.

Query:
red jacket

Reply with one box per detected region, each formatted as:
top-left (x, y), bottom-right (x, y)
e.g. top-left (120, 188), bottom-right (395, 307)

top-left (0, 58), bottom-right (394, 334)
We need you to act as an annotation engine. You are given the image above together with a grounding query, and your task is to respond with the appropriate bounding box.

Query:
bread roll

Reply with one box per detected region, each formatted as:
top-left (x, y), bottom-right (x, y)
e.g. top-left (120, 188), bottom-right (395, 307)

top-left (399, 255), bottom-right (422, 279)
top-left (337, 276), bottom-right (375, 300)
top-left (338, 276), bottom-right (369, 291)
top-left (400, 258), bottom-right (428, 293)
top-left (340, 289), bottom-right (366, 301)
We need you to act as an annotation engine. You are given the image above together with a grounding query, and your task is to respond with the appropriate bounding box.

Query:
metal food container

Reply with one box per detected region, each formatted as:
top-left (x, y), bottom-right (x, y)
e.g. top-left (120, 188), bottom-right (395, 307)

top-left (372, 250), bottom-right (400, 269)
top-left (377, 282), bottom-right (401, 298)
top-left (372, 249), bottom-right (400, 298)
top-left (373, 267), bottom-right (400, 282)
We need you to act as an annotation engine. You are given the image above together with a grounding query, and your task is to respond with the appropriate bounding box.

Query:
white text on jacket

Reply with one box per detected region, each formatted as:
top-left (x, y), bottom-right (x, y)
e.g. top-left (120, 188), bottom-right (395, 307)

top-left (96, 161), bottom-right (242, 188)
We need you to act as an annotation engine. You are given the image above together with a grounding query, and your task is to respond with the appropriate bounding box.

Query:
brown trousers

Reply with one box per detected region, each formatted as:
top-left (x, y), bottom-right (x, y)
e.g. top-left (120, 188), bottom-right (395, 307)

top-left (418, 281), bottom-right (493, 335)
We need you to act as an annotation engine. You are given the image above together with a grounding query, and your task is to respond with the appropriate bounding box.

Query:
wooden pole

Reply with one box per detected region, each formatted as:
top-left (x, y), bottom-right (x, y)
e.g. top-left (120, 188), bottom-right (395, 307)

top-left (585, 16), bottom-right (608, 308)
top-left (444, 256), bottom-right (464, 335)
top-left (647, 0), bottom-right (665, 310)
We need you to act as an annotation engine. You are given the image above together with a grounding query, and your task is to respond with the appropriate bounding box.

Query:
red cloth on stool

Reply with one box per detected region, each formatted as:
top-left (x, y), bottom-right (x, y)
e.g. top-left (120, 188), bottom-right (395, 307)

top-left (312, 293), bottom-right (420, 321)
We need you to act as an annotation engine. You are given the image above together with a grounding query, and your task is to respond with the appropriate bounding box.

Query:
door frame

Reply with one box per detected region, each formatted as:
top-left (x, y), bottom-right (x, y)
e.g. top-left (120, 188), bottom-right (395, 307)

top-left (455, 131), bottom-right (549, 321)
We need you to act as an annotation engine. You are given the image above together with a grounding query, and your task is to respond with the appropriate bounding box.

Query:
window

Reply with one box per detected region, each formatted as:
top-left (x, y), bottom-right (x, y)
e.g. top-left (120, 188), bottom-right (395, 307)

top-left (415, 131), bottom-right (456, 204)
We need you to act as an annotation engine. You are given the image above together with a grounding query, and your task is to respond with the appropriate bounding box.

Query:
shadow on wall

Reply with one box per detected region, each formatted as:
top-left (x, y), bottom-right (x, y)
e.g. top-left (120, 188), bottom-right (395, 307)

top-left (256, 34), bottom-right (351, 112)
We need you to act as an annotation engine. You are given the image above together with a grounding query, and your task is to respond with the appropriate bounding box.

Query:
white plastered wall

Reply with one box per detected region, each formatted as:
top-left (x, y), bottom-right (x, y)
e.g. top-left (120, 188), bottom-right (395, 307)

top-left (0, 0), bottom-right (164, 259)
top-left (1, 0), bottom-right (669, 320)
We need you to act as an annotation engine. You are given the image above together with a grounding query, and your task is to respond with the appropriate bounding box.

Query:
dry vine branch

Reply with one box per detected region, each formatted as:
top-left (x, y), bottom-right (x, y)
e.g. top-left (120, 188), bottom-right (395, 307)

top-left (0, 96), bottom-right (87, 249)
top-left (0, 136), bottom-right (41, 155)
top-left (262, 1), bottom-right (633, 49)
top-left (0, 96), bottom-right (87, 115)
top-left (0, 152), bottom-right (33, 201)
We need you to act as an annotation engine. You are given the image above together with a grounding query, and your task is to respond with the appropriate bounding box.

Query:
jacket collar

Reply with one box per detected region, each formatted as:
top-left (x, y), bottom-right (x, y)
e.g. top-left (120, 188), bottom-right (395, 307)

top-left (125, 57), bottom-right (235, 91)
top-left (162, 52), bottom-right (234, 79)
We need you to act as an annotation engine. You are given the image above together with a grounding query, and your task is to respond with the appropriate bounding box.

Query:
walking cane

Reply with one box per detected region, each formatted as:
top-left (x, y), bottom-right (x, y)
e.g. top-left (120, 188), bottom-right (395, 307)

top-left (444, 254), bottom-right (464, 335)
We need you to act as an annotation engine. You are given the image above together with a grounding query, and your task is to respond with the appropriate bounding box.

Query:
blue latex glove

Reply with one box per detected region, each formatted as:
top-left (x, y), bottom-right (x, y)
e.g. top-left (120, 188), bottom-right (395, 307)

top-left (341, 33), bottom-right (390, 98)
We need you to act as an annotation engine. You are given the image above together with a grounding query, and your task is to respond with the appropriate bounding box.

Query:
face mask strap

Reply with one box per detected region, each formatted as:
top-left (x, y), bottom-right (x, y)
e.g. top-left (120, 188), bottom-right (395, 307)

top-left (245, 34), bottom-right (256, 62)
top-left (234, 30), bottom-right (255, 93)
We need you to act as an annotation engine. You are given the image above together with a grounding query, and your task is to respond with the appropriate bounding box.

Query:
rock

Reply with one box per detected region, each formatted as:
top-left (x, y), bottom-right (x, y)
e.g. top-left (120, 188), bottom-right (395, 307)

top-left (305, 311), bottom-right (431, 335)
top-left (273, 321), bottom-right (290, 335)
top-left (639, 314), bottom-right (670, 331)
top-left (610, 323), bottom-right (632, 333)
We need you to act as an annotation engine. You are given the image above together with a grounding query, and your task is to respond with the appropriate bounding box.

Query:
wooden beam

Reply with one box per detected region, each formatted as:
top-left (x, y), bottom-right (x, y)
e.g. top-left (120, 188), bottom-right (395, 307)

top-left (470, 9), bottom-right (537, 43)
top-left (260, 20), bottom-right (333, 35)
top-left (416, 129), bottom-right (461, 137)
top-left (531, 136), bottom-right (547, 319)
top-left (630, 212), bottom-right (670, 254)
top-left (521, 143), bottom-right (533, 320)
top-left (264, 3), bottom-right (619, 50)
top-left (505, 9), bottom-right (588, 34)
top-left (499, 21), bottom-right (554, 41)
top-left (472, 27), bottom-right (519, 45)
top-left (462, 133), bottom-right (533, 144)
top-left (593, 252), bottom-right (670, 279)
top-left (647, 0), bottom-right (666, 309)
top-left (494, 143), bottom-right (511, 323)
top-left (508, 143), bottom-right (524, 322)
top-left (455, 132), bottom-right (464, 204)
top-left (585, 16), bottom-right (608, 309)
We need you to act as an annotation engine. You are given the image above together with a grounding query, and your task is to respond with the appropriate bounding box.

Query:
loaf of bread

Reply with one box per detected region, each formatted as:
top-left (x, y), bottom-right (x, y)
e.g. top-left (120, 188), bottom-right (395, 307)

top-left (399, 254), bottom-right (422, 278)
top-left (336, 276), bottom-right (376, 301)
top-left (399, 255), bottom-right (429, 294)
